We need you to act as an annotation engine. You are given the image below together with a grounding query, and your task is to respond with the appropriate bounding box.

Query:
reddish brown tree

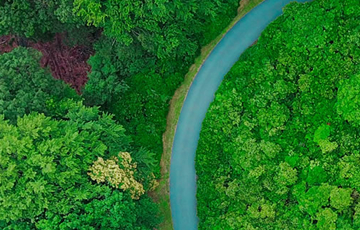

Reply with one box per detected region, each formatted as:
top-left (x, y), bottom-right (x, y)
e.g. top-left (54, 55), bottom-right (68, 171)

top-left (0, 34), bottom-right (93, 93)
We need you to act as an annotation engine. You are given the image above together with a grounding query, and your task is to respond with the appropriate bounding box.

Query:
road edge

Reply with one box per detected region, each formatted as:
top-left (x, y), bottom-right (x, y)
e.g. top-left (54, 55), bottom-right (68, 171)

top-left (155, 1), bottom-right (265, 229)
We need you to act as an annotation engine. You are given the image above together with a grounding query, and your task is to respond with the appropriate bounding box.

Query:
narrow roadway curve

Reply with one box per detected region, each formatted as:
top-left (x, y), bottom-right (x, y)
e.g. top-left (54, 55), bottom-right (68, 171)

top-left (169, 0), bottom-right (311, 229)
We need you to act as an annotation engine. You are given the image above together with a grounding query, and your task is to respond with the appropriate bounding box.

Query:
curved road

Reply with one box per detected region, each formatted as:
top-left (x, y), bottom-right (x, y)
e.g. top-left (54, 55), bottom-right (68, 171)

top-left (169, 0), bottom-right (312, 229)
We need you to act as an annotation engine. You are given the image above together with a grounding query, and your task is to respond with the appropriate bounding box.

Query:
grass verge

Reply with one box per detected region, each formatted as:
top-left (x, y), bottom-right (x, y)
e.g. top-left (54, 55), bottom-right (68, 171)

top-left (155, 0), bottom-right (265, 229)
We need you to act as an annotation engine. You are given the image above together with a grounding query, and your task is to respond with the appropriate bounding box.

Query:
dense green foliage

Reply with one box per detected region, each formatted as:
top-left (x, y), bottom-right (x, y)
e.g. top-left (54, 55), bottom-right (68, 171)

top-left (0, 47), bottom-right (77, 122)
top-left (196, 0), bottom-right (360, 229)
top-left (0, 0), bottom-right (95, 44)
top-left (0, 0), bottom-right (274, 228)
top-left (81, 0), bottom-right (240, 163)
top-left (0, 47), bottom-right (160, 228)
top-left (0, 101), bottom-right (159, 229)
top-left (1, 0), bottom-right (240, 168)
top-left (73, 0), bottom-right (238, 58)
top-left (0, 0), bottom-right (72, 38)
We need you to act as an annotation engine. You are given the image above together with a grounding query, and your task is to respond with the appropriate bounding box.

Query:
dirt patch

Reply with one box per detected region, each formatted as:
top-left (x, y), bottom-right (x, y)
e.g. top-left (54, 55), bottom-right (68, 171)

top-left (251, 39), bottom-right (258, 46)
top-left (238, 0), bottom-right (250, 13)
top-left (0, 34), bottom-right (93, 93)
top-left (0, 35), bottom-right (18, 53)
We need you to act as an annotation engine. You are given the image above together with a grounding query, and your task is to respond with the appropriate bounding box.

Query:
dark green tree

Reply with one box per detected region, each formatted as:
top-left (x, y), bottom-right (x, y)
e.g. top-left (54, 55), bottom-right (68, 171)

top-left (0, 47), bottom-right (78, 123)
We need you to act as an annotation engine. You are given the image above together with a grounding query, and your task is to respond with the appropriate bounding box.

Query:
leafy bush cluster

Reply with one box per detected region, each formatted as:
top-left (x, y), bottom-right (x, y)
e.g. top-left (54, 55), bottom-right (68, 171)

top-left (196, 0), bottom-right (360, 229)
top-left (88, 152), bottom-right (146, 199)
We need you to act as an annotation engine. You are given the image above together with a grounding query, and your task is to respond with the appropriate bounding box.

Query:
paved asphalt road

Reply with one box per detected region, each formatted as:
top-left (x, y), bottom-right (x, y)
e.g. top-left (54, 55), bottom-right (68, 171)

top-left (169, 0), bottom-right (312, 229)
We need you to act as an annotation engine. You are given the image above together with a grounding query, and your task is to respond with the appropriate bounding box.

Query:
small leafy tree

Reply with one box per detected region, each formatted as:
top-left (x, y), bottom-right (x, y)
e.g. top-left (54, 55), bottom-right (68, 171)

top-left (88, 152), bottom-right (145, 199)
top-left (337, 74), bottom-right (360, 127)
top-left (330, 188), bottom-right (353, 211)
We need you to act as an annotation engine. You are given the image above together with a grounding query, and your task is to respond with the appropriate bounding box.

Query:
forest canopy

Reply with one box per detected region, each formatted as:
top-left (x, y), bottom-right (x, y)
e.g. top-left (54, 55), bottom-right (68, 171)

top-left (196, 0), bottom-right (360, 229)
top-left (4, 0), bottom-right (360, 228)
top-left (0, 0), bottom-right (243, 228)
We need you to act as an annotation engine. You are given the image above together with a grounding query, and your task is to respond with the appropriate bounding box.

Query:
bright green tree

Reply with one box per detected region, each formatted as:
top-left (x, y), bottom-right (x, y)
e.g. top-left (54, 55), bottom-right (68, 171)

top-left (337, 74), bottom-right (360, 127)
top-left (0, 101), bottom-right (128, 220)
top-left (0, 101), bottom-right (159, 229)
